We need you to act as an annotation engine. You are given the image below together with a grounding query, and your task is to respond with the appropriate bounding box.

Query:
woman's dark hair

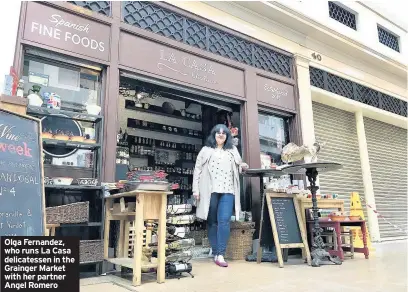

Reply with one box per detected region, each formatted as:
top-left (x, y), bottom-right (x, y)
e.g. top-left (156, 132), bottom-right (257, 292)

top-left (205, 124), bottom-right (233, 149)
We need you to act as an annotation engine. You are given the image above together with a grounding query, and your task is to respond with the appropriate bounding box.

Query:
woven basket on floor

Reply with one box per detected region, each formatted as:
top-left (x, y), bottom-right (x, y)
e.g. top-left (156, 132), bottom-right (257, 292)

top-left (226, 228), bottom-right (255, 260)
top-left (230, 221), bottom-right (255, 230)
top-left (46, 202), bottom-right (89, 224)
top-left (80, 240), bottom-right (104, 263)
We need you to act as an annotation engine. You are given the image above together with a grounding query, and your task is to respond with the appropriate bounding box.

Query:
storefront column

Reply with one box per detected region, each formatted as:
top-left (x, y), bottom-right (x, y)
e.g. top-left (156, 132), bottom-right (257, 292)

top-left (295, 55), bottom-right (316, 154)
top-left (244, 70), bottom-right (262, 237)
top-left (295, 55), bottom-right (321, 190)
top-left (102, 2), bottom-right (121, 182)
top-left (355, 111), bottom-right (381, 241)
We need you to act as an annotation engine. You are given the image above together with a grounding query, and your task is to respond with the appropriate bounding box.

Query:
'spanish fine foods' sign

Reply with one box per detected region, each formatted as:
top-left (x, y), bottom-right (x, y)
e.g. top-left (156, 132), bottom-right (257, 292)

top-left (23, 2), bottom-right (110, 61)
top-left (120, 33), bottom-right (245, 98)
top-left (257, 76), bottom-right (296, 112)
top-left (0, 109), bottom-right (45, 236)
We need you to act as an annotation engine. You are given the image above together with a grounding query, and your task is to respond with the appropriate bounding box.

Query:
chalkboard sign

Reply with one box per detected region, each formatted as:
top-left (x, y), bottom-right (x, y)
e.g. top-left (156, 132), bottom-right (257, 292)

top-left (0, 108), bottom-right (45, 236)
top-left (270, 198), bottom-right (302, 244)
top-left (266, 193), bottom-right (311, 268)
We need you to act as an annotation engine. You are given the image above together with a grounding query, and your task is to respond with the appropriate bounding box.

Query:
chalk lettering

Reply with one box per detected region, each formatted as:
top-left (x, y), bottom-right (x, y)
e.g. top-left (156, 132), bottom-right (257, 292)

top-left (0, 124), bottom-right (20, 142)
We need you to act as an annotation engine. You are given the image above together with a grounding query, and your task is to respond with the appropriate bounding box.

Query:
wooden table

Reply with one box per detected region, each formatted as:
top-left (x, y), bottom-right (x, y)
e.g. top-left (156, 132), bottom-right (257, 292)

top-left (298, 198), bottom-right (344, 259)
top-left (298, 199), bottom-right (344, 234)
top-left (307, 220), bottom-right (369, 260)
top-left (104, 190), bottom-right (172, 286)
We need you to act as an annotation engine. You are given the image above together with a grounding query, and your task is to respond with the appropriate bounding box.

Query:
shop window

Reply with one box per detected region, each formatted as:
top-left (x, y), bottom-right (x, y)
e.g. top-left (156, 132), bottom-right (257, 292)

top-left (22, 53), bottom-right (103, 176)
top-left (258, 112), bottom-right (290, 167)
top-left (22, 55), bottom-right (102, 110)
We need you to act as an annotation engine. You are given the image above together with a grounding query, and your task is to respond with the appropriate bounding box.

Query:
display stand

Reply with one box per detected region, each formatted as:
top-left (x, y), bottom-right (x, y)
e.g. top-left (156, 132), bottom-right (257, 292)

top-left (283, 162), bottom-right (343, 267)
top-left (104, 190), bottom-right (172, 286)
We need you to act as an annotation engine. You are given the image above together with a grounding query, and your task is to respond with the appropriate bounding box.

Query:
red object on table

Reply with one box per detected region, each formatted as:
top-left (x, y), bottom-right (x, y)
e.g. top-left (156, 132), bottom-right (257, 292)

top-left (307, 220), bottom-right (369, 261)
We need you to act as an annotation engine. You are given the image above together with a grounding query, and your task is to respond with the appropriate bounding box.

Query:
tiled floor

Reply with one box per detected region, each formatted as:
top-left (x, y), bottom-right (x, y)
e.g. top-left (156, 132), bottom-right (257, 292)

top-left (80, 240), bottom-right (407, 292)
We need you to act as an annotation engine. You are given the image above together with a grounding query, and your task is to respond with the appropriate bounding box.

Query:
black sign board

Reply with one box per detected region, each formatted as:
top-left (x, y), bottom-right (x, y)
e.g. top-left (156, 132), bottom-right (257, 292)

top-left (0, 109), bottom-right (45, 236)
top-left (266, 193), bottom-right (311, 267)
top-left (271, 198), bottom-right (302, 244)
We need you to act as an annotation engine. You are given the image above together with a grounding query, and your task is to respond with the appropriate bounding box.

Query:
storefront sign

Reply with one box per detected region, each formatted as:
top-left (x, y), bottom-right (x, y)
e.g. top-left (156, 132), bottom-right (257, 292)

top-left (0, 109), bottom-right (45, 236)
top-left (120, 33), bottom-right (245, 97)
top-left (23, 2), bottom-right (110, 61)
top-left (257, 76), bottom-right (295, 112)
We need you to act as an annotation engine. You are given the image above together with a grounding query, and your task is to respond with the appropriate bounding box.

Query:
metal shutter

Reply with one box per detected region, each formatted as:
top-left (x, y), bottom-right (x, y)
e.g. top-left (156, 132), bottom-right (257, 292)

top-left (364, 117), bottom-right (408, 240)
top-left (312, 102), bottom-right (365, 212)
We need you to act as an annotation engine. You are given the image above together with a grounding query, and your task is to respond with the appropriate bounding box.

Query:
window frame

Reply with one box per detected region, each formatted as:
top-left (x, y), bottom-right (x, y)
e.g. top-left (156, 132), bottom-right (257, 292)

top-left (377, 24), bottom-right (400, 53)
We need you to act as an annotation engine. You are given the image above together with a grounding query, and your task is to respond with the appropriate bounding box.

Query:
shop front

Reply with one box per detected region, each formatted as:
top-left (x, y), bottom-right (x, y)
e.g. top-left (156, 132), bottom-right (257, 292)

top-left (9, 0), bottom-right (304, 279)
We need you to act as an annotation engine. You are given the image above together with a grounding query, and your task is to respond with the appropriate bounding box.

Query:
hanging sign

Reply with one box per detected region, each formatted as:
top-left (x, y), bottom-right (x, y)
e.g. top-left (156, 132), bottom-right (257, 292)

top-left (23, 2), bottom-right (110, 61)
top-left (0, 109), bottom-right (45, 236)
top-left (257, 76), bottom-right (296, 112)
top-left (119, 33), bottom-right (245, 98)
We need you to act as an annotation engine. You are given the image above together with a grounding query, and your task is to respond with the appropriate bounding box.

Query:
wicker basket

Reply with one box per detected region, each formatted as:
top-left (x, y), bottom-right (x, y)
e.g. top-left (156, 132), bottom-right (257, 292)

top-left (226, 228), bottom-right (255, 260)
top-left (230, 221), bottom-right (255, 230)
top-left (46, 202), bottom-right (89, 224)
top-left (80, 240), bottom-right (104, 263)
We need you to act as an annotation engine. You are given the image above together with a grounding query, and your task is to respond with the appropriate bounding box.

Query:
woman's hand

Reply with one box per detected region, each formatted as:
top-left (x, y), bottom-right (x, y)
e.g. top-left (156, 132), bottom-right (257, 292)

top-left (241, 163), bottom-right (249, 171)
top-left (193, 193), bottom-right (200, 201)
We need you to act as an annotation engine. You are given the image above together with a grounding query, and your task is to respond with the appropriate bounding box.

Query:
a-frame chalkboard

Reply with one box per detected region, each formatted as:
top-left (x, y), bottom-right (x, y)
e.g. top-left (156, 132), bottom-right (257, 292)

top-left (0, 108), bottom-right (45, 236)
top-left (266, 193), bottom-right (311, 268)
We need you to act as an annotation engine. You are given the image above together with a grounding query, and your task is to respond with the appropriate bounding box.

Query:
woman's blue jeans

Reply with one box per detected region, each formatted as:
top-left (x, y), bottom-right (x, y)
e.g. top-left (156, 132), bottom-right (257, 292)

top-left (207, 193), bottom-right (234, 256)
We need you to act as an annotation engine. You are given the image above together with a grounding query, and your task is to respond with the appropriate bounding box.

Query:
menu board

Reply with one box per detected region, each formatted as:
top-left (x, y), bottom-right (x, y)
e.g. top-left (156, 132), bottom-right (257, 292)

top-left (270, 198), bottom-right (302, 244)
top-left (265, 193), bottom-right (311, 267)
top-left (0, 109), bottom-right (45, 236)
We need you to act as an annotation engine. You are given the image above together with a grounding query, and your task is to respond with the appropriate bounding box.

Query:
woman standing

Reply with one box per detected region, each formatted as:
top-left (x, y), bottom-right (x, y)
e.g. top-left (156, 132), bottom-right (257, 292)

top-left (193, 124), bottom-right (248, 267)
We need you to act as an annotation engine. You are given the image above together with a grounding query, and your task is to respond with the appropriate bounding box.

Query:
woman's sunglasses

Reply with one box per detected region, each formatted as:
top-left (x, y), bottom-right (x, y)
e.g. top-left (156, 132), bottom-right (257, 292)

top-left (216, 131), bottom-right (227, 136)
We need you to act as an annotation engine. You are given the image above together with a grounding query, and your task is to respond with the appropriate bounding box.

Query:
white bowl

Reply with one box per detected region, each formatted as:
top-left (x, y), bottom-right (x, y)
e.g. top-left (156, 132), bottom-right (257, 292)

top-left (52, 177), bottom-right (73, 185)
top-left (86, 104), bottom-right (101, 115)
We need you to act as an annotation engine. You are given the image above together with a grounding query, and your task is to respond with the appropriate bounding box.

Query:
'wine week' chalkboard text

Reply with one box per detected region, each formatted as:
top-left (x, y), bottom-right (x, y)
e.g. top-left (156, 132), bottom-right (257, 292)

top-left (0, 109), bottom-right (45, 236)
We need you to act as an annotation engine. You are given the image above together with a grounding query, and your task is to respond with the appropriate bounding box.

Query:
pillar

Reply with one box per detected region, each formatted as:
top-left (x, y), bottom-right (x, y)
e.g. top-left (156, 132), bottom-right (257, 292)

top-left (102, 2), bottom-right (121, 182)
top-left (355, 111), bottom-right (381, 241)
top-left (295, 55), bottom-right (320, 191)
top-left (295, 55), bottom-right (316, 150)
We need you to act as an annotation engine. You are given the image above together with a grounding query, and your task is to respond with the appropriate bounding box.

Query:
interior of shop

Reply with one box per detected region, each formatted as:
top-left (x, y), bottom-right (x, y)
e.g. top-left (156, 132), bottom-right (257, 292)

top-left (113, 75), bottom-right (244, 257)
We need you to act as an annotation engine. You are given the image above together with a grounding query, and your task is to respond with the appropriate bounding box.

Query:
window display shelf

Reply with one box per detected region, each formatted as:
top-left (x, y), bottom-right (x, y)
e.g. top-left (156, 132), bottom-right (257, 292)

top-left (45, 185), bottom-right (104, 190)
top-left (43, 138), bottom-right (101, 150)
top-left (129, 141), bottom-right (199, 153)
top-left (50, 222), bottom-right (103, 228)
top-left (27, 105), bottom-right (103, 123)
top-left (43, 165), bottom-right (94, 171)
top-left (128, 122), bottom-right (202, 139)
top-left (125, 101), bottom-right (201, 123)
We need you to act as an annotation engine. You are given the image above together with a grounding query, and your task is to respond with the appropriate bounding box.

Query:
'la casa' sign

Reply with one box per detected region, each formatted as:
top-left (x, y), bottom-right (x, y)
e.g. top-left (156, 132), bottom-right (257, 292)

top-left (23, 2), bottom-right (110, 61)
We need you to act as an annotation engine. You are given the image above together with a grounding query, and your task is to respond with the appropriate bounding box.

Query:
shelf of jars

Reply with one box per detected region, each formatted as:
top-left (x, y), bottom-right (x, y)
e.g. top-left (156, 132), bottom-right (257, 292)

top-left (25, 104), bottom-right (105, 275)
top-left (127, 118), bottom-right (203, 139)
